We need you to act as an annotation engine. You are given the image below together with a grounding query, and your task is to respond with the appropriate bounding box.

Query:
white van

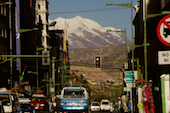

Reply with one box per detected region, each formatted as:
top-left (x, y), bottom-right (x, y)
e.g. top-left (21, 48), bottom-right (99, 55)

top-left (0, 88), bottom-right (20, 113)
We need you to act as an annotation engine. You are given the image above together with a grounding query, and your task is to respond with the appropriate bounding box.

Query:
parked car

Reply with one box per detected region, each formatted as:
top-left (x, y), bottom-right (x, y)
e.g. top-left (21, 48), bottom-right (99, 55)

top-left (100, 99), bottom-right (110, 111)
top-left (90, 102), bottom-right (100, 112)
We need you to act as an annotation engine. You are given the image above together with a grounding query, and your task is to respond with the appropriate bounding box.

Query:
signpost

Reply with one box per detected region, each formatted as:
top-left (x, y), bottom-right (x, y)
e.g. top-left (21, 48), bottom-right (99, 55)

top-left (157, 14), bottom-right (170, 46)
top-left (125, 71), bottom-right (135, 88)
top-left (125, 71), bottom-right (134, 113)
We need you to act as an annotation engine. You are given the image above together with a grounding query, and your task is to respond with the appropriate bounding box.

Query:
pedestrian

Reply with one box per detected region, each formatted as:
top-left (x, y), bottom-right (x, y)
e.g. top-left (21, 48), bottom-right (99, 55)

top-left (128, 100), bottom-right (131, 113)
top-left (115, 102), bottom-right (118, 113)
top-left (118, 100), bottom-right (122, 112)
top-left (55, 97), bottom-right (61, 113)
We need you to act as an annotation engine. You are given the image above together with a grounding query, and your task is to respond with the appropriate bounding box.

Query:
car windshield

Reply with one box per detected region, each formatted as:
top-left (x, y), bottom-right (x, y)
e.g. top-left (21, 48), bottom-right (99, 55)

top-left (92, 102), bottom-right (99, 106)
top-left (31, 97), bottom-right (44, 102)
top-left (102, 102), bottom-right (109, 105)
top-left (63, 89), bottom-right (85, 98)
top-left (0, 94), bottom-right (11, 106)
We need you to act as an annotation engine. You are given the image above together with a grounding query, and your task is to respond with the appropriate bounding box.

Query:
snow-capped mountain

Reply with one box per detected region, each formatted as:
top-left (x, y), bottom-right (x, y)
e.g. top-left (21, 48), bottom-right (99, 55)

top-left (49, 16), bottom-right (130, 49)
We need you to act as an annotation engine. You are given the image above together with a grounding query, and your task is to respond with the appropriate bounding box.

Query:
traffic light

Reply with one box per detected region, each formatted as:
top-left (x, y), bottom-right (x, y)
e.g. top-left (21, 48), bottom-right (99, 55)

top-left (42, 50), bottom-right (50, 65)
top-left (104, 57), bottom-right (107, 61)
top-left (100, 83), bottom-right (104, 92)
top-left (94, 55), bottom-right (101, 68)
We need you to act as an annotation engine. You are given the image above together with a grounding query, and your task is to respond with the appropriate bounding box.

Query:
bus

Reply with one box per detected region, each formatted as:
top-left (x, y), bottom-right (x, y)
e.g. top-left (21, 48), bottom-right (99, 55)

top-left (60, 86), bottom-right (89, 113)
top-left (0, 88), bottom-right (20, 113)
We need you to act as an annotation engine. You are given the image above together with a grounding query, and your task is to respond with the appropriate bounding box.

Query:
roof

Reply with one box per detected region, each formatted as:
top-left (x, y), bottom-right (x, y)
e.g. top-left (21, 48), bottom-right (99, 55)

top-left (32, 94), bottom-right (45, 97)
top-left (19, 98), bottom-right (31, 103)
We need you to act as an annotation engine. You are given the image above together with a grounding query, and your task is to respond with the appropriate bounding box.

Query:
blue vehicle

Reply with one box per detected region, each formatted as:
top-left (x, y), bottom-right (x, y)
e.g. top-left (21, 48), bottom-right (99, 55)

top-left (60, 86), bottom-right (89, 113)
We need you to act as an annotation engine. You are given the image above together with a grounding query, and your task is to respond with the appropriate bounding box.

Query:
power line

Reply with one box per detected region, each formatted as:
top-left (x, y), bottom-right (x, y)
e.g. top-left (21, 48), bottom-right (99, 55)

top-left (49, 7), bottom-right (128, 14)
top-left (103, 17), bottom-right (131, 27)
top-left (104, 19), bottom-right (131, 27)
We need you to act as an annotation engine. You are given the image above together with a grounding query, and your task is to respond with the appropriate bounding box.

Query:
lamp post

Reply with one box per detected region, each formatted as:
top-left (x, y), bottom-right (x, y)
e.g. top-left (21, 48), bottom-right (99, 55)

top-left (27, 51), bottom-right (39, 94)
top-left (107, 28), bottom-right (127, 57)
top-left (27, 71), bottom-right (38, 92)
top-left (143, 0), bottom-right (147, 82)
top-left (106, 0), bottom-right (134, 71)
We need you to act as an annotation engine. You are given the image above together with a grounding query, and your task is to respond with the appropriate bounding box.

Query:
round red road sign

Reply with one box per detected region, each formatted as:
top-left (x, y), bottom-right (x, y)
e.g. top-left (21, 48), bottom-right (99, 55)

top-left (157, 14), bottom-right (170, 46)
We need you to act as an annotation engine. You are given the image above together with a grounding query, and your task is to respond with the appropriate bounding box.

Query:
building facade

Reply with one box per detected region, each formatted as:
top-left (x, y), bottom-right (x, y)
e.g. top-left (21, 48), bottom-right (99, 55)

top-left (133, 0), bottom-right (170, 112)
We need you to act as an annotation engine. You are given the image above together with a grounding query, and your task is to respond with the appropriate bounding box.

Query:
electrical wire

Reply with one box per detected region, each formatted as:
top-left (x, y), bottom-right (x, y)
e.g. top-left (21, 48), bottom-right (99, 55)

top-left (103, 17), bottom-right (131, 27)
top-left (49, 7), bottom-right (128, 14)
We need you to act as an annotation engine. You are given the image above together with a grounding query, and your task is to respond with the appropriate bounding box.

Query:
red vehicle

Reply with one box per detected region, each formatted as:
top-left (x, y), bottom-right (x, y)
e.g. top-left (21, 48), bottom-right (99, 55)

top-left (30, 94), bottom-right (45, 111)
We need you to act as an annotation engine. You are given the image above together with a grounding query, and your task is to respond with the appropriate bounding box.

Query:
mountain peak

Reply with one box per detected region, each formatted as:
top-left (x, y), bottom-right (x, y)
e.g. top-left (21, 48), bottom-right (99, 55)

top-left (74, 16), bottom-right (82, 19)
top-left (49, 16), bottom-right (130, 49)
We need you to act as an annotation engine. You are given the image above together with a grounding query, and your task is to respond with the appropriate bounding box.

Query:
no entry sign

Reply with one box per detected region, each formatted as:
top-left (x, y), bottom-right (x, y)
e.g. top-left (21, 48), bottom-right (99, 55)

top-left (157, 14), bottom-right (170, 46)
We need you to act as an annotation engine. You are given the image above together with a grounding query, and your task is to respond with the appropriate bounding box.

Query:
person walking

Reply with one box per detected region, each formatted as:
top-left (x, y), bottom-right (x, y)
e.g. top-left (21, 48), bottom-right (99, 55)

top-left (115, 102), bottom-right (118, 113)
top-left (55, 97), bottom-right (61, 113)
top-left (128, 100), bottom-right (131, 113)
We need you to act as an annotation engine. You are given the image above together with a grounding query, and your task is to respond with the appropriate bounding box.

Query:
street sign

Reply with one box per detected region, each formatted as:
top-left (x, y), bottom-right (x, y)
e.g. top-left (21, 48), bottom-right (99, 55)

top-left (157, 14), bottom-right (170, 46)
top-left (125, 71), bottom-right (135, 88)
top-left (158, 51), bottom-right (170, 65)
top-left (124, 87), bottom-right (131, 92)
top-left (126, 82), bottom-right (136, 88)
top-left (125, 71), bottom-right (135, 82)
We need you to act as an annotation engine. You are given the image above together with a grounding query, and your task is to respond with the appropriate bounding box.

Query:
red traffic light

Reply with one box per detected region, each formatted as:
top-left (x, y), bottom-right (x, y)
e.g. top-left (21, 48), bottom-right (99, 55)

top-left (96, 57), bottom-right (100, 61)
top-left (101, 85), bottom-right (103, 87)
top-left (104, 57), bottom-right (107, 61)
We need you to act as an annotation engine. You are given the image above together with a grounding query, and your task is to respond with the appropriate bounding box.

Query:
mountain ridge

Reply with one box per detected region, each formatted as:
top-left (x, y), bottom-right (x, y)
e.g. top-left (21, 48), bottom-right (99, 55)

top-left (49, 16), bottom-right (130, 50)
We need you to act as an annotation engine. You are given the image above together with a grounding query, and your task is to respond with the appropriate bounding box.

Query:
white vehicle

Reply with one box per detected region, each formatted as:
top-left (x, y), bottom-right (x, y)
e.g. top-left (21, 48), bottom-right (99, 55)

top-left (90, 101), bottom-right (100, 112)
top-left (19, 98), bottom-right (35, 113)
top-left (0, 88), bottom-right (20, 113)
top-left (100, 99), bottom-right (110, 111)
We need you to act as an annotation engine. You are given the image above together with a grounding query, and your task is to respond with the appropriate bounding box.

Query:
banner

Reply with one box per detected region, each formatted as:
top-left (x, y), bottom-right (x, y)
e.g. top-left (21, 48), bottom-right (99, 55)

top-left (144, 83), bottom-right (155, 113)
top-left (15, 0), bottom-right (20, 70)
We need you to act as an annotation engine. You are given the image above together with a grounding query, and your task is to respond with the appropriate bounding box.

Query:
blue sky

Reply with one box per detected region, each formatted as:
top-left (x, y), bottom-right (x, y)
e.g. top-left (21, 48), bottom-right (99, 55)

top-left (48, 0), bottom-right (139, 42)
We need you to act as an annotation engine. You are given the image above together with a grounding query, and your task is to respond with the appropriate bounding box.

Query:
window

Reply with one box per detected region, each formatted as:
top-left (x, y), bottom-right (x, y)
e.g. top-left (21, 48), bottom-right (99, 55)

top-left (63, 89), bottom-right (85, 98)
top-left (102, 102), bottom-right (109, 105)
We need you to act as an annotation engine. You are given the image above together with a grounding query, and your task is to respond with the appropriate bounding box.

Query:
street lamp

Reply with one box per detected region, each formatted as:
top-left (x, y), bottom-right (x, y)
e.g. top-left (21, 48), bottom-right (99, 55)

top-left (27, 70), bottom-right (39, 92)
top-left (106, 0), bottom-right (134, 71)
top-left (107, 28), bottom-right (128, 57)
top-left (20, 28), bottom-right (39, 33)
top-left (0, 2), bottom-right (12, 5)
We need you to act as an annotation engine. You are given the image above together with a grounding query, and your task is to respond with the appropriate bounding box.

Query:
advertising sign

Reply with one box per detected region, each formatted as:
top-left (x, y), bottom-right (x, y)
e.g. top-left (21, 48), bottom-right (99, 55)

top-left (160, 74), bottom-right (170, 113)
top-left (15, 0), bottom-right (20, 70)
